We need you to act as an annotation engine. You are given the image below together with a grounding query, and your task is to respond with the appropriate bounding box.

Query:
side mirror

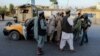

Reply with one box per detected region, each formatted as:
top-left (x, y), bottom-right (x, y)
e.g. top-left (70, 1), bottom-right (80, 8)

top-left (13, 16), bottom-right (17, 18)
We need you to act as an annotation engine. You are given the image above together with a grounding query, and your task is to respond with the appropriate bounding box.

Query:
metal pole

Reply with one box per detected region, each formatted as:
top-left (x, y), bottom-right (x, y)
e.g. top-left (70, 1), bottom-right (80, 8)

top-left (31, 0), bottom-right (35, 5)
top-left (67, 0), bottom-right (69, 7)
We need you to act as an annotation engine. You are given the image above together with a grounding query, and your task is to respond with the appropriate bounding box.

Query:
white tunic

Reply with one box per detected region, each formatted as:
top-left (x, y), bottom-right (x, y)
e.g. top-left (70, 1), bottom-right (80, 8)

top-left (62, 16), bottom-right (74, 40)
top-left (48, 15), bottom-right (56, 34)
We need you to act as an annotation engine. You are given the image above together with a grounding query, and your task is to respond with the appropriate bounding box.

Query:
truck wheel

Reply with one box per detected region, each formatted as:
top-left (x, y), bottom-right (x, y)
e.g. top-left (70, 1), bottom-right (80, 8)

top-left (9, 31), bottom-right (20, 41)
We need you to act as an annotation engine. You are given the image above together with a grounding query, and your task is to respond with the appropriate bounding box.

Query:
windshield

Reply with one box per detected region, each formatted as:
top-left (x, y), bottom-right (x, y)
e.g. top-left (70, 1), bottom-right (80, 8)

top-left (20, 19), bottom-right (30, 26)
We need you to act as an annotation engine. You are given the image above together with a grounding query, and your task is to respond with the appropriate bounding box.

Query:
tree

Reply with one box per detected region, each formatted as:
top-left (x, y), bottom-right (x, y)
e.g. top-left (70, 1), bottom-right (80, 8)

top-left (50, 0), bottom-right (58, 4)
top-left (0, 6), bottom-right (2, 14)
top-left (50, 0), bottom-right (57, 2)
top-left (9, 4), bottom-right (15, 15)
top-left (4, 6), bottom-right (8, 11)
top-left (0, 6), bottom-right (1, 9)
top-left (0, 6), bottom-right (7, 15)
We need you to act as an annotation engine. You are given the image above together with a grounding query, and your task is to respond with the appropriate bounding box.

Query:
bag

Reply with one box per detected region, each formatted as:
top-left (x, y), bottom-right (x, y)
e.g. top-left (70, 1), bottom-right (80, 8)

top-left (81, 19), bottom-right (91, 29)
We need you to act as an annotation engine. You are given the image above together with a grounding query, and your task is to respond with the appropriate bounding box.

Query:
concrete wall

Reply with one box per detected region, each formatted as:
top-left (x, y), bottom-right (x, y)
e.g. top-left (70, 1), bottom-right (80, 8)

top-left (42, 9), bottom-right (65, 17)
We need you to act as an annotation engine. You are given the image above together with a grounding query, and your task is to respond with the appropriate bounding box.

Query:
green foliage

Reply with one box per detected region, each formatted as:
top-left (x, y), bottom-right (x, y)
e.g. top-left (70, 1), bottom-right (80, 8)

top-left (50, 0), bottom-right (57, 2)
top-left (0, 6), bottom-right (7, 15)
top-left (50, 0), bottom-right (58, 4)
top-left (54, 1), bottom-right (58, 4)
top-left (9, 4), bottom-right (15, 14)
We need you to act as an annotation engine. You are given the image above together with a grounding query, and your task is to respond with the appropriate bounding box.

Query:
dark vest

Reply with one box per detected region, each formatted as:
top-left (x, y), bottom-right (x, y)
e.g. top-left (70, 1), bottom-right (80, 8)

top-left (62, 16), bottom-right (73, 33)
top-left (38, 19), bottom-right (46, 36)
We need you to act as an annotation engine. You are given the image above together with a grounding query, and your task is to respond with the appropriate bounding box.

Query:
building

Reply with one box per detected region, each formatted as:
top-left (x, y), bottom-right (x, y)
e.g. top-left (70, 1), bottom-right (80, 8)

top-left (15, 4), bottom-right (65, 22)
top-left (15, 4), bottom-right (34, 22)
top-left (96, 2), bottom-right (100, 10)
top-left (81, 7), bottom-right (100, 24)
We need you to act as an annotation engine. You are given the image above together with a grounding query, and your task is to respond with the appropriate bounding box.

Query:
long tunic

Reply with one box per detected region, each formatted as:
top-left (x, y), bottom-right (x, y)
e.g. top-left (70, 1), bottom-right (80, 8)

top-left (38, 19), bottom-right (47, 48)
top-left (60, 16), bottom-right (75, 50)
top-left (48, 15), bottom-right (56, 35)
top-left (55, 16), bottom-right (62, 41)
top-left (56, 16), bottom-right (62, 31)
top-left (34, 17), bottom-right (38, 40)
top-left (34, 16), bottom-right (47, 48)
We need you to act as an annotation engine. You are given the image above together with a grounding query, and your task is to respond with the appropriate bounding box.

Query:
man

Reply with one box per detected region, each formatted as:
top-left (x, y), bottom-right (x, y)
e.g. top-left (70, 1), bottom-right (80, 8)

top-left (55, 13), bottom-right (62, 44)
top-left (14, 16), bottom-right (18, 23)
top-left (80, 14), bottom-right (91, 46)
top-left (74, 13), bottom-right (81, 24)
top-left (0, 14), bottom-right (1, 20)
top-left (1, 13), bottom-right (5, 21)
top-left (60, 12), bottom-right (64, 18)
top-left (48, 14), bottom-right (56, 42)
top-left (59, 10), bottom-right (75, 52)
top-left (34, 11), bottom-right (47, 55)
top-left (73, 12), bottom-right (82, 40)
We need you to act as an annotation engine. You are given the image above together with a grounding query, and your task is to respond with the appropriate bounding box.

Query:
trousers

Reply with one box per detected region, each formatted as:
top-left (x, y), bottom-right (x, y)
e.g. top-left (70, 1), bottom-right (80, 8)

top-left (60, 32), bottom-right (74, 50)
top-left (80, 30), bottom-right (88, 45)
top-left (55, 30), bottom-right (61, 41)
top-left (37, 35), bottom-right (45, 48)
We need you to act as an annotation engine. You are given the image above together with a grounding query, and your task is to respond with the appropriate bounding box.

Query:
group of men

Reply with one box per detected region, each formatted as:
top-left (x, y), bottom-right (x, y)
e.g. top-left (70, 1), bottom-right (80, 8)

top-left (33, 10), bottom-right (92, 55)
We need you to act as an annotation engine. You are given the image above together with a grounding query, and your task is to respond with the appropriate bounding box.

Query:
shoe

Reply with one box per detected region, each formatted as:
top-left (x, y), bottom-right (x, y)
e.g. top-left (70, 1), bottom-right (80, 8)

top-left (59, 48), bottom-right (64, 52)
top-left (84, 41), bottom-right (88, 43)
top-left (56, 41), bottom-right (60, 46)
top-left (79, 43), bottom-right (83, 46)
top-left (37, 50), bottom-right (43, 55)
top-left (69, 50), bottom-right (76, 53)
top-left (37, 48), bottom-right (43, 55)
top-left (40, 50), bottom-right (44, 54)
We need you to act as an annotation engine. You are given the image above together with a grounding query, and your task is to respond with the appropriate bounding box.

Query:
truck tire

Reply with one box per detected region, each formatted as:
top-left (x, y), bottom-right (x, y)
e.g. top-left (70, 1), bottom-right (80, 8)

top-left (8, 31), bottom-right (20, 41)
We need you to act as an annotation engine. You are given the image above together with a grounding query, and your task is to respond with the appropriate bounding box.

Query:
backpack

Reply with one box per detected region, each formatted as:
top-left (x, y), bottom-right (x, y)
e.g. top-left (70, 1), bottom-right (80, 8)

top-left (81, 19), bottom-right (91, 29)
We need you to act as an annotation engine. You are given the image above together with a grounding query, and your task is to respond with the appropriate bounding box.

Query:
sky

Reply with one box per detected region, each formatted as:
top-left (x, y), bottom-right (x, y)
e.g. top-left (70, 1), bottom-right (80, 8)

top-left (0, 0), bottom-right (100, 8)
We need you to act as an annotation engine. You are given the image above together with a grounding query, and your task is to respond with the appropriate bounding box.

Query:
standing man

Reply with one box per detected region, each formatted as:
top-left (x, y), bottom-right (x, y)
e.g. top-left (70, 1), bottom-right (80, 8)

top-left (1, 13), bottom-right (5, 21)
top-left (60, 12), bottom-right (64, 18)
top-left (55, 13), bottom-right (62, 44)
top-left (48, 14), bottom-right (56, 42)
top-left (37, 11), bottom-right (47, 55)
top-left (14, 16), bottom-right (18, 23)
top-left (80, 14), bottom-right (91, 46)
top-left (59, 10), bottom-right (75, 52)
top-left (0, 14), bottom-right (1, 20)
top-left (73, 12), bottom-right (82, 40)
